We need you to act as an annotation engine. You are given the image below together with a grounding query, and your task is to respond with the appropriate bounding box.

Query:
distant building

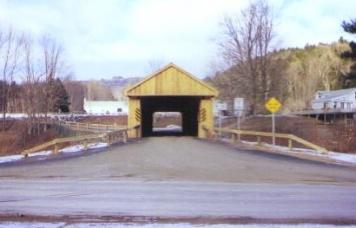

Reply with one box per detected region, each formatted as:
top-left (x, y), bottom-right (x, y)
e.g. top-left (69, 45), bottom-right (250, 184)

top-left (83, 98), bottom-right (128, 115)
top-left (213, 100), bottom-right (228, 116)
top-left (311, 88), bottom-right (356, 111)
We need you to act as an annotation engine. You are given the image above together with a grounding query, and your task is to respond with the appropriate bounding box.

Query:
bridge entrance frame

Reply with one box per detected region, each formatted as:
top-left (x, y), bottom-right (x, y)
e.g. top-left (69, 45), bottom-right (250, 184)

top-left (125, 63), bottom-right (218, 138)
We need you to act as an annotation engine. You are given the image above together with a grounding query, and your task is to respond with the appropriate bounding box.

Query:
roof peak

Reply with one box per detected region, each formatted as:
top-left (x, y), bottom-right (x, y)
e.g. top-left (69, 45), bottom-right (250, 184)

top-left (125, 63), bottom-right (218, 97)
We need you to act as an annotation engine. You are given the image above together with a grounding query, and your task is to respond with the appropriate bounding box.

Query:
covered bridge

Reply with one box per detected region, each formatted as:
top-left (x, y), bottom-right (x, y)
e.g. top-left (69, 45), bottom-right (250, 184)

top-left (125, 63), bottom-right (218, 138)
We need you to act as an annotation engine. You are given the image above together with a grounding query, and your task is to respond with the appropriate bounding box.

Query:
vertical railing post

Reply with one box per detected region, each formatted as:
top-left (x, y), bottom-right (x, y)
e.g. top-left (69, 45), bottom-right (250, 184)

top-left (288, 138), bottom-right (292, 150)
top-left (231, 133), bottom-right (237, 143)
top-left (83, 139), bottom-right (88, 150)
top-left (257, 136), bottom-right (261, 145)
top-left (53, 144), bottom-right (59, 155)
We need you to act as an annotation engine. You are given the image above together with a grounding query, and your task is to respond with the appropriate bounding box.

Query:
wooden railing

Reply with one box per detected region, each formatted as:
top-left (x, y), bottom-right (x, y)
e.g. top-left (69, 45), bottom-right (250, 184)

top-left (204, 126), bottom-right (327, 153)
top-left (22, 125), bottom-right (140, 157)
top-left (46, 119), bottom-right (126, 133)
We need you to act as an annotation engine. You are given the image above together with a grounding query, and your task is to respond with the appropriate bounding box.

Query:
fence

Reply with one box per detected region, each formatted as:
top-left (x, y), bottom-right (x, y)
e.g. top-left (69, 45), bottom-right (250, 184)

top-left (203, 126), bottom-right (327, 153)
top-left (47, 119), bottom-right (125, 133)
top-left (22, 125), bottom-right (140, 157)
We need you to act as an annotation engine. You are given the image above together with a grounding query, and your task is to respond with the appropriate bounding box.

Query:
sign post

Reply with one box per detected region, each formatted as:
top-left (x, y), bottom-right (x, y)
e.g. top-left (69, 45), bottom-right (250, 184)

top-left (234, 98), bottom-right (245, 141)
top-left (265, 97), bottom-right (282, 145)
top-left (218, 111), bottom-right (222, 138)
top-left (235, 110), bottom-right (242, 141)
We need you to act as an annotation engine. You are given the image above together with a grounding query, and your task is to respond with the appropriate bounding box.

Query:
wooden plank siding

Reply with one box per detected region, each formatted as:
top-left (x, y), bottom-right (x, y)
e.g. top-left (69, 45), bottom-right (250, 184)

top-left (125, 63), bottom-right (218, 97)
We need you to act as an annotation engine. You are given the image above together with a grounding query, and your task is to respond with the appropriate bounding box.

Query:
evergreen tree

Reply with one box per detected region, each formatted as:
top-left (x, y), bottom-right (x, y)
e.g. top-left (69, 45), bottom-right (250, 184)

top-left (340, 19), bottom-right (356, 88)
top-left (51, 78), bottom-right (70, 113)
top-left (342, 19), bottom-right (356, 33)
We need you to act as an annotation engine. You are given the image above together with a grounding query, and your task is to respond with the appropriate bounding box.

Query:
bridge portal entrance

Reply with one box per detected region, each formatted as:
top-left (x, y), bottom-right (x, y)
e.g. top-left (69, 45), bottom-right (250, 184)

top-left (125, 63), bottom-right (218, 138)
top-left (141, 96), bottom-right (199, 137)
top-left (152, 111), bottom-right (183, 135)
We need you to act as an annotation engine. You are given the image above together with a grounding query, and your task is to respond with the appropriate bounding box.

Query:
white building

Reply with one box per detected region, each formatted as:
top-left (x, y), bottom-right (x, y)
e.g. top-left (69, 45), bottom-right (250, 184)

top-left (311, 88), bottom-right (356, 111)
top-left (213, 100), bottom-right (228, 116)
top-left (83, 98), bottom-right (128, 115)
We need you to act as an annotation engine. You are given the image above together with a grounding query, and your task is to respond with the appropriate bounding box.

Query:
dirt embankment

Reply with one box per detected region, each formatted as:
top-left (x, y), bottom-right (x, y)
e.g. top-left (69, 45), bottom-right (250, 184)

top-left (224, 116), bottom-right (356, 153)
top-left (0, 120), bottom-right (61, 156)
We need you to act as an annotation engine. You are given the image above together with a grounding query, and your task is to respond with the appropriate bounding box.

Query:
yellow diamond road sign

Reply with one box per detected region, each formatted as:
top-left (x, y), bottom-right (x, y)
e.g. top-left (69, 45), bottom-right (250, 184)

top-left (265, 97), bottom-right (282, 113)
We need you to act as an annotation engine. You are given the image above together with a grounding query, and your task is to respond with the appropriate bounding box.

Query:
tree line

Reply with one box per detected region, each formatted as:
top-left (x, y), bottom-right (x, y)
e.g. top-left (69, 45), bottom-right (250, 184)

top-left (207, 0), bottom-right (356, 114)
top-left (0, 28), bottom-right (70, 134)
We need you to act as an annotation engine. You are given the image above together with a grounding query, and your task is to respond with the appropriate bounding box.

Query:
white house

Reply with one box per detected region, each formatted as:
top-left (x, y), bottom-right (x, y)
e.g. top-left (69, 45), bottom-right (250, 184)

top-left (83, 98), bottom-right (128, 115)
top-left (311, 88), bottom-right (356, 110)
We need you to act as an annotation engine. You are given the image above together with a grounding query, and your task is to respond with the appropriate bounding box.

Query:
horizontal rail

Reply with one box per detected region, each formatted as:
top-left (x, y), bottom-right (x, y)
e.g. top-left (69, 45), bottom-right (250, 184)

top-left (22, 125), bottom-right (140, 157)
top-left (45, 119), bottom-right (126, 132)
top-left (207, 126), bottom-right (327, 153)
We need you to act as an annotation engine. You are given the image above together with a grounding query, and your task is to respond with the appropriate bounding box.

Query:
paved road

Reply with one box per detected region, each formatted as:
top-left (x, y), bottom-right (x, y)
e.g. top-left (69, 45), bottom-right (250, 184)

top-left (1, 180), bottom-right (356, 223)
top-left (1, 137), bottom-right (356, 183)
top-left (1, 137), bottom-right (356, 223)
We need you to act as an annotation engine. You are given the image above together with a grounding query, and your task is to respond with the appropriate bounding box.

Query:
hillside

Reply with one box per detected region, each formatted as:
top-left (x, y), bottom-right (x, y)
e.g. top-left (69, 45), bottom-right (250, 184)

top-left (206, 40), bottom-right (355, 113)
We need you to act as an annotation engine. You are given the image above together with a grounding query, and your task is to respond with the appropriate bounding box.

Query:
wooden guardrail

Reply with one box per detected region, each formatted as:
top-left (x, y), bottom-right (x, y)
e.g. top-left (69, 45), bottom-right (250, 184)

top-left (204, 126), bottom-right (327, 153)
top-left (47, 119), bottom-right (126, 133)
top-left (22, 125), bottom-right (140, 157)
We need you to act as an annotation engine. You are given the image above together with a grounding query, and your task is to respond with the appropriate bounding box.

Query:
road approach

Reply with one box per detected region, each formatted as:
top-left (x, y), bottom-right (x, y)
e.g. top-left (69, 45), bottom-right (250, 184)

top-left (1, 137), bottom-right (356, 223)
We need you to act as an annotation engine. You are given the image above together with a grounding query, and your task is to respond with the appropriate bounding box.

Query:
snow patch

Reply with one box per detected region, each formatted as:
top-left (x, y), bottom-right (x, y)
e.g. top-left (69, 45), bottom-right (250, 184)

top-left (60, 145), bottom-right (85, 153)
top-left (0, 155), bottom-right (23, 164)
top-left (0, 142), bottom-right (109, 165)
top-left (258, 142), bottom-right (356, 165)
top-left (59, 142), bottom-right (108, 153)
top-left (221, 137), bottom-right (356, 165)
top-left (88, 142), bottom-right (109, 149)
top-left (27, 150), bottom-right (52, 157)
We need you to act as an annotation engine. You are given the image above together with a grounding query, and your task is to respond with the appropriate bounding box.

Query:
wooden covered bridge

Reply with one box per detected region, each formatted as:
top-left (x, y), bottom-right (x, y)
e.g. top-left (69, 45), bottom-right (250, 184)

top-left (125, 63), bottom-right (218, 138)
top-left (21, 63), bottom-right (328, 157)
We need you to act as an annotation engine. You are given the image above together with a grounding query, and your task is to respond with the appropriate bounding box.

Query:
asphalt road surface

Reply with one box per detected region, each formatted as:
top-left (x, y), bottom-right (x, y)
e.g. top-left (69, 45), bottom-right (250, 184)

top-left (1, 180), bottom-right (356, 223)
top-left (1, 137), bottom-right (356, 223)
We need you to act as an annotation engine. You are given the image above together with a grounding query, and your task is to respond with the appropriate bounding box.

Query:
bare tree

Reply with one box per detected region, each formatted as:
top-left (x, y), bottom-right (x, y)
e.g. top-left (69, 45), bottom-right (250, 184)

top-left (0, 28), bottom-right (22, 131)
top-left (22, 36), bottom-right (44, 135)
top-left (40, 35), bottom-right (64, 130)
top-left (218, 0), bottom-right (276, 114)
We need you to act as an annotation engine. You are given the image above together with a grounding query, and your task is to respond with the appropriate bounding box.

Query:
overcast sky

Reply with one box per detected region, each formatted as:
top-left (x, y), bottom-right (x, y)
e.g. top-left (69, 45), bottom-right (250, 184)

top-left (0, 0), bottom-right (355, 80)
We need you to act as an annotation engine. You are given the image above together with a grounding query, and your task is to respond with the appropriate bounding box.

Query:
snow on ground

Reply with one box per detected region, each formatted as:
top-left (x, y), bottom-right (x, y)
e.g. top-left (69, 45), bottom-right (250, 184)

top-left (153, 125), bottom-right (182, 132)
top-left (27, 150), bottom-right (52, 157)
top-left (0, 155), bottom-right (23, 164)
top-left (239, 140), bottom-right (356, 165)
top-left (4, 113), bottom-right (27, 119)
top-left (0, 142), bottom-right (108, 165)
top-left (219, 137), bottom-right (356, 165)
top-left (266, 143), bottom-right (356, 165)
top-left (0, 222), bottom-right (355, 227)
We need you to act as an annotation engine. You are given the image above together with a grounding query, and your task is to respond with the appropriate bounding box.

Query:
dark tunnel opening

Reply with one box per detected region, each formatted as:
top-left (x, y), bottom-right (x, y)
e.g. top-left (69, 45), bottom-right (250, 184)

top-left (140, 96), bottom-right (200, 137)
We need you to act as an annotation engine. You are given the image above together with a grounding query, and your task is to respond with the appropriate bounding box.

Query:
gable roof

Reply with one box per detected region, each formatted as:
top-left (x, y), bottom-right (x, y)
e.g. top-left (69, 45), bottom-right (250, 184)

top-left (125, 63), bottom-right (218, 97)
